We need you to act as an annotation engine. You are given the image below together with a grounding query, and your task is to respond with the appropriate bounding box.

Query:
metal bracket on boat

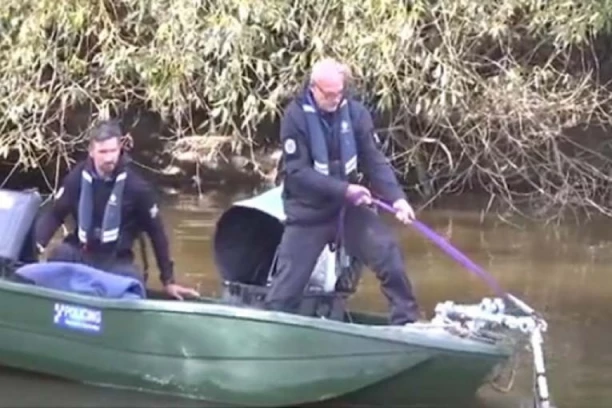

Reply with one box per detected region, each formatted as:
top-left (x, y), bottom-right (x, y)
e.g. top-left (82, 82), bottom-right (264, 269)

top-left (431, 298), bottom-right (555, 408)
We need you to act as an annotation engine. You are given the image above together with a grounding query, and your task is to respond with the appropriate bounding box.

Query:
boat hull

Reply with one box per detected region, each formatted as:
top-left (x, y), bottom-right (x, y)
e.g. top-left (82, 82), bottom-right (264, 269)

top-left (0, 279), bottom-right (518, 407)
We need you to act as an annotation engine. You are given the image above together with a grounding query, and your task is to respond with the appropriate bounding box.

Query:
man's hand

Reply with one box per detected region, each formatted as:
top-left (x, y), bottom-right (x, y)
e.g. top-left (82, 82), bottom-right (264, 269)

top-left (392, 199), bottom-right (416, 224)
top-left (164, 283), bottom-right (200, 301)
top-left (345, 184), bottom-right (372, 206)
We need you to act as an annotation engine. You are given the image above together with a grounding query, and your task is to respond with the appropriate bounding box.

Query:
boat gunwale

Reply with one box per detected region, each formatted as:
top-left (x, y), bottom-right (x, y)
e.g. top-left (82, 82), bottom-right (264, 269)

top-left (0, 278), bottom-right (523, 357)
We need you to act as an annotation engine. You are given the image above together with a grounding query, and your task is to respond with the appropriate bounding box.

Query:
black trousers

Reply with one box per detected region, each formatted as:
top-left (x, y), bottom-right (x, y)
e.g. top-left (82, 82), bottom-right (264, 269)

top-left (47, 242), bottom-right (144, 284)
top-left (264, 205), bottom-right (420, 324)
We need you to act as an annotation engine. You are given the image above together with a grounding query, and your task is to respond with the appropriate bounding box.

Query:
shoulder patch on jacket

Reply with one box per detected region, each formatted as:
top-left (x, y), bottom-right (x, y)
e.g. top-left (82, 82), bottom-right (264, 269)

top-left (283, 138), bottom-right (297, 155)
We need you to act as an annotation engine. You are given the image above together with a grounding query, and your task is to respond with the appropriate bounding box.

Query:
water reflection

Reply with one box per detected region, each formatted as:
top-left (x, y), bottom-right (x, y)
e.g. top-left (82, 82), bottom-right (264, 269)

top-left (0, 189), bottom-right (610, 408)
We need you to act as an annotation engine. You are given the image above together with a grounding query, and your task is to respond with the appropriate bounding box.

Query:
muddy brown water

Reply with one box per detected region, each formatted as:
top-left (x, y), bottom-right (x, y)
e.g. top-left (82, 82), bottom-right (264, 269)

top-left (0, 189), bottom-right (610, 408)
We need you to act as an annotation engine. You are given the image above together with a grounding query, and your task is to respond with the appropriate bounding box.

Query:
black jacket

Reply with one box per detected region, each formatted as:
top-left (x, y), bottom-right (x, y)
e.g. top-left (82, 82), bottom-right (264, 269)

top-left (35, 156), bottom-right (175, 285)
top-left (279, 88), bottom-right (406, 224)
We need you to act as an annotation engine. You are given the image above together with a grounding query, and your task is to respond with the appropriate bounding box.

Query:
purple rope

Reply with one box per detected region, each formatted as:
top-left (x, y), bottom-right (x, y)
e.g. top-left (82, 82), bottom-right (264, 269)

top-left (371, 198), bottom-right (507, 298)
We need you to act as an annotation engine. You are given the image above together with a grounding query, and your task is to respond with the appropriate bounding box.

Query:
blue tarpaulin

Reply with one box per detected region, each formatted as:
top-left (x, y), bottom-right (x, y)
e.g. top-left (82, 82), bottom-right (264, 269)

top-left (15, 261), bottom-right (146, 299)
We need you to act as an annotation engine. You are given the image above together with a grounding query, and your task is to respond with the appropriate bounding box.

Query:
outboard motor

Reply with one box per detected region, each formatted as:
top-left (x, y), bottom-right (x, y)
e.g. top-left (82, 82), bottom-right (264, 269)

top-left (212, 186), bottom-right (364, 320)
top-left (0, 188), bottom-right (42, 274)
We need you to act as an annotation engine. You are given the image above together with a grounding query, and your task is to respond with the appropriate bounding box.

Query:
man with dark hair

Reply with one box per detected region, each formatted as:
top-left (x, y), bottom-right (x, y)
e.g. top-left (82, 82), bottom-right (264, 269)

top-left (264, 58), bottom-right (421, 324)
top-left (34, 119), bottom-right (199, 300)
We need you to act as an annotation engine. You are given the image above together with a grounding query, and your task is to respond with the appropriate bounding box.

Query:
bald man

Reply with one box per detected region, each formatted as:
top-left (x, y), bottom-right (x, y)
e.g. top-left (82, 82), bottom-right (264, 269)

top-left (264, 58), bottom-right (421, 325)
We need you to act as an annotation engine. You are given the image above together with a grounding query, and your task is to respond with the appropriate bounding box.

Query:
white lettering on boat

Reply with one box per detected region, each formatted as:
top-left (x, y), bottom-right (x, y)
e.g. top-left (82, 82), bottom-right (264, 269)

top-left (53, 303), bottom-right (102, 333)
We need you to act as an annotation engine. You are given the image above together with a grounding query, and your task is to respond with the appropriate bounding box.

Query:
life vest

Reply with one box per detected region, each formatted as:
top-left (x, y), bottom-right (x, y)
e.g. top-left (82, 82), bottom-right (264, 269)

top-left (77, 160), bottom-right (127, 246)
top-left (302, 93), bottom-right (359, 181)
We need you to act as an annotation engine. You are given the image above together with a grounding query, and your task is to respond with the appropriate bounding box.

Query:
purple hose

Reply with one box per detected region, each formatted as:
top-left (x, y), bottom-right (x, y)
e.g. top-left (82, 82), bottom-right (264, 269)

top-left (372, 198), bottom-right (506, 297)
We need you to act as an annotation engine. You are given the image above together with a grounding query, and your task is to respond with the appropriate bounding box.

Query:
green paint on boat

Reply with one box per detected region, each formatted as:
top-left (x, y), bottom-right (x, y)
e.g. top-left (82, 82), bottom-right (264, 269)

top-left (0, 187), bottom-right (530, 407)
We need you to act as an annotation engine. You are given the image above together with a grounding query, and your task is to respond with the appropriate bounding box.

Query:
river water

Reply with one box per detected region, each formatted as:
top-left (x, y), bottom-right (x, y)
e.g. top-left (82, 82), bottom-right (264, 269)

top-left (1, 188), bottom-right (610, 408)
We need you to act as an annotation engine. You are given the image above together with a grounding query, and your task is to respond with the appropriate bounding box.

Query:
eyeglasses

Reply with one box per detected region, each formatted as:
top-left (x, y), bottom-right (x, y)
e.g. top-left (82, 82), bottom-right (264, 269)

top-left (313, 83), bottom-right (344, 100)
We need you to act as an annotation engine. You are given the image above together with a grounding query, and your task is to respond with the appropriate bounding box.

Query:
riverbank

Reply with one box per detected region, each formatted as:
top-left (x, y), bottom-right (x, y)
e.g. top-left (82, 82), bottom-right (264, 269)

top-left (0, 130), bottom-right (607, 227)
top-left (3, 1), bottom-right (612, 223)
top-left (0, 124), bottom-right (283, 197)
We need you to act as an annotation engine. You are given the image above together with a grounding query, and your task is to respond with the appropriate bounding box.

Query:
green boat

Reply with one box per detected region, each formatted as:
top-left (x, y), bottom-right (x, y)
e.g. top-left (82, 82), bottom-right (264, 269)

top-left (0, 186), bottom-right (553, 408)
